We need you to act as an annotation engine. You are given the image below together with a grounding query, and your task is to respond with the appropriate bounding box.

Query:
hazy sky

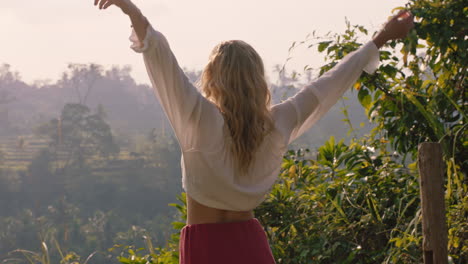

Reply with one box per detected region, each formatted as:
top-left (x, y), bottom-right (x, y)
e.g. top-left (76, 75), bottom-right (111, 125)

top-left (1, 0), bottom-right (407, 85)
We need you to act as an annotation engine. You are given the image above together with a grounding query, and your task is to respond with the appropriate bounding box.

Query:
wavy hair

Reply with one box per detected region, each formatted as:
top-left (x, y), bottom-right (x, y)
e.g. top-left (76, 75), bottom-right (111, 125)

top-left (200, 40), bottom-right (274, 174)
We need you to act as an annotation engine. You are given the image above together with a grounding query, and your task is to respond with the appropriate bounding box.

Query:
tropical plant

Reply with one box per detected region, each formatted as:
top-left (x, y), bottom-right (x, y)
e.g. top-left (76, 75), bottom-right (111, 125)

top-left (111, 193), bottom-right (186, 264)
top-left (256, 136), bottom-right (422, 263)
top-left (273, 0), bottom-right (467, 261)
top-left (4, 239), bottom-right (97, 264)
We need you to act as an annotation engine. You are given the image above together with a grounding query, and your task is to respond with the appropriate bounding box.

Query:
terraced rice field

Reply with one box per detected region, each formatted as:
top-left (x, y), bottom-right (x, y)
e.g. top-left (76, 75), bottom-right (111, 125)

top-left (0, 135), bottom-right (132, 170)
top-left (0, 136), bottom-right (47, 170)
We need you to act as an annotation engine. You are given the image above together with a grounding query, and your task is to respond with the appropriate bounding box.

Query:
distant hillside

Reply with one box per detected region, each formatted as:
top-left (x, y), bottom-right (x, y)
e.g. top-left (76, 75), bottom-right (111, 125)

top-left (0, 63), bottom-right (372, 152)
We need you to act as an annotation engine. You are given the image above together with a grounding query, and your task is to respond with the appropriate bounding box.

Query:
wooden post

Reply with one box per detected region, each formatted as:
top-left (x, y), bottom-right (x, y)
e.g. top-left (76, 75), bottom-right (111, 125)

top-left (418, 142), bottom-right (448, 264)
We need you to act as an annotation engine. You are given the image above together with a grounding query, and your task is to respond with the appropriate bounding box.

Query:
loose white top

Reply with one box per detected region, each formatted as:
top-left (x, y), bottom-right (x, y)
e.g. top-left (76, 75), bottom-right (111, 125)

top-left (130, 24), bottom-right (380, 211)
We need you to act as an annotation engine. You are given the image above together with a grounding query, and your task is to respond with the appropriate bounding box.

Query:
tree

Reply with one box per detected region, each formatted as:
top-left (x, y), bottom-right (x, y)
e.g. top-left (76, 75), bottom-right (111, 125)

top-left (0, 64), bottom-right (18, 132)
top-left (36, 103), bottom-right (120, 168)
top-left (0, 64), bottom-right (21, 87)
top-left (59, 64), bottom-right (103, 105)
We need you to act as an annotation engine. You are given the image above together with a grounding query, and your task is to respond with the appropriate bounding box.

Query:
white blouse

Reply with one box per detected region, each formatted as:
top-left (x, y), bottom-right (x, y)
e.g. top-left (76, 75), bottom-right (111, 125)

top-left (130, 24), bottom-right (380, 211)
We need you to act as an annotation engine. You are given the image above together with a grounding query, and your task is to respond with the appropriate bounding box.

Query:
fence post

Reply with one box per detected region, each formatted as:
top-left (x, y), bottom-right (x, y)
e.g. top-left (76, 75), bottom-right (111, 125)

top-left (418, 142), bottom-right (448, 264)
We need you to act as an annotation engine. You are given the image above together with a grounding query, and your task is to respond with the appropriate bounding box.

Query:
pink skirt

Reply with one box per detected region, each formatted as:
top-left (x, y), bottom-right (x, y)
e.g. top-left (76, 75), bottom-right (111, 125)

top-left (179, 218), bottom-right (276, 264)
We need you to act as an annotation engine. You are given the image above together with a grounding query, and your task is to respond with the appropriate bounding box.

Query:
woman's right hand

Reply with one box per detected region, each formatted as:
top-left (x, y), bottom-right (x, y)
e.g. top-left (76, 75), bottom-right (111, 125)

top-left (94, 0), bottom-right (136, 15)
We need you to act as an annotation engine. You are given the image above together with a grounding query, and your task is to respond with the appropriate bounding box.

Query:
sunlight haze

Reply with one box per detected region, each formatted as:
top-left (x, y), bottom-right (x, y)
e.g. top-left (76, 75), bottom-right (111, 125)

top-left (1, 0), bottom-right (407, 85)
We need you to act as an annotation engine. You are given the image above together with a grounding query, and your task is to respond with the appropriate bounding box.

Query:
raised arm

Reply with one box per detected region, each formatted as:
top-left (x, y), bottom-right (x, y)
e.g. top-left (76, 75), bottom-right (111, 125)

top-left (94, 0), bottom-right (211, 150)
top-left (272, 10), bottom-right (414, 144)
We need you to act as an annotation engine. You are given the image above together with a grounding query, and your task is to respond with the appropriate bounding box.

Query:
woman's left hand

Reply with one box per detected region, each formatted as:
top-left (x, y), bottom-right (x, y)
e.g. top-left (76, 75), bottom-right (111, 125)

top-left (93, 0), bottom-right (148, 47)
top-left (383, 10), bottom-right (415, 41)
top-left (373, 10), bottom-right (415, 48)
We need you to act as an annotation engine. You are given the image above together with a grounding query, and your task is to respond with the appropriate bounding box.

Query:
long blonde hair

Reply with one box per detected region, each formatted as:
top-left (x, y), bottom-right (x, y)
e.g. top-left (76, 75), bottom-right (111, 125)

top-left (200, 40), bottom-right (273, 174)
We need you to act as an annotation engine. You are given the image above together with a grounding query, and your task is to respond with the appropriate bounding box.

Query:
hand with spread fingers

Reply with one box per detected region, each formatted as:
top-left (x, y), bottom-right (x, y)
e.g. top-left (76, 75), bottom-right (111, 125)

top-left (94, 0), bottom-right (135, 15)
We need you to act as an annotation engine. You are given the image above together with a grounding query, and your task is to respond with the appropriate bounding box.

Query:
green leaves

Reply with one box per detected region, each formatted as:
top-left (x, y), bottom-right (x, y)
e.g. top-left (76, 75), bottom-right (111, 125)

top-left (357, 88), bottom-right (372, 111)
top-left (317, 41), bottom-right (332, 52)
top-left (290, 1), bottom-right (467, 262)
top-left (403, 92), bottom-right (445, 140)
top-left (255, 135), bottom-right (422, 263)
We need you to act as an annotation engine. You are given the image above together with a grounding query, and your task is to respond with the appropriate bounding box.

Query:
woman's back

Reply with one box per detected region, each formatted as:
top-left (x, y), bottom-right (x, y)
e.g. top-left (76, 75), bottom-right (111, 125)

top-left (128, 23), bottom-right (380, 214)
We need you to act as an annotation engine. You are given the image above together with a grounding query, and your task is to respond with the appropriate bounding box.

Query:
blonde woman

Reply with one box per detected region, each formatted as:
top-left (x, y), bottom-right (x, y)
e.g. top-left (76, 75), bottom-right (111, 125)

top-left (94, 1), bottom-right (414, 263)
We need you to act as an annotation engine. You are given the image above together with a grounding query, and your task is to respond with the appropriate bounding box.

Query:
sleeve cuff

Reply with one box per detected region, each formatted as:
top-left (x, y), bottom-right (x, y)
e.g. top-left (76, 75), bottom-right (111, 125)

top-left (362, 41), bottom-right (380, 74)
top-left (129, 24), bottom-right (154, 53)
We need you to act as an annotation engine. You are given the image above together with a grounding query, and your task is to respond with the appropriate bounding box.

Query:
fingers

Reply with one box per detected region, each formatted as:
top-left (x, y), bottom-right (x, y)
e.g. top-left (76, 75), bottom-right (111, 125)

top-left (95, 0), bottom-right (104, 8)
top-left (96, 0), bottom-right (107, 8)
top-left (391, 9), bottom-right (407, 21)
top-left (102, 1), bottom-right (114, 9)
top-left (383, 9), bottom-right (415, 40)
top-left (99, 0), bottom-right (109, 9)
top-left (395, 9), bottom-right (408, 17)
top-left (393, 9), bottom-right (413, 23)
top-left (403, 12), bottom-right (414, 29)
top-left (94, 0), bottom-right (113, 10)
top-left (394, 10), bottom-right (414, 34)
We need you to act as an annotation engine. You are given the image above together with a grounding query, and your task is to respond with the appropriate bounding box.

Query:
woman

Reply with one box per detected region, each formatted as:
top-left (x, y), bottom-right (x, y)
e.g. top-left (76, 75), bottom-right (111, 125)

top-left (93, 1), bottom-right (414, 263)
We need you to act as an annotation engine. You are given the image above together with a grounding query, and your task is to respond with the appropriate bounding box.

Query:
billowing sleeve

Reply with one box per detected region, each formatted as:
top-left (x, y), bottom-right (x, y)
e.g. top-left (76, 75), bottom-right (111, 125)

top-left (273, 41), bottom-right (380, 144)
top-left (130, 24), bottom-right (207, 150)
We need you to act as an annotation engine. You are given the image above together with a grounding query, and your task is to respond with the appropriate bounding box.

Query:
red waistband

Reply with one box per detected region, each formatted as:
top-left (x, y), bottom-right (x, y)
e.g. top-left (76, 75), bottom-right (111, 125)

top-left (182, 217), bottom-right (259, 230)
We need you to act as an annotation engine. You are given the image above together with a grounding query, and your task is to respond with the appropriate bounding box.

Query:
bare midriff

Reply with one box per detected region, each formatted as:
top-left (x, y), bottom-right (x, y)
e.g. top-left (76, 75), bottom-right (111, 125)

top-left (186, 194), bottom-right (254, 225)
